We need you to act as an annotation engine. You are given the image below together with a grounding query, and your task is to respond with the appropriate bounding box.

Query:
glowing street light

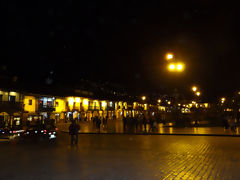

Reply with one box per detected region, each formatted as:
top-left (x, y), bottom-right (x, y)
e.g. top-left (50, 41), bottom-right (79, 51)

top-left (166, 53), bottom-right (174, 60)
top-left (192, 86), bottom-right (197, 92)
top-left (141, 96), bottom-right (146, 101)
top-left (176, 63), bottom-right (184, 71)
top-left (158, 99), bottom-right (161, 103)
top-left (168, 63), bottom-right (175, 71)
top-left (221, 97), bottom-right (226, 104)
top-left (167, 101), bottom-right (171, 105)
top-left (168, 62), bottom-right (185, 72)
top-left (196, 92), bottom-right (201, 96)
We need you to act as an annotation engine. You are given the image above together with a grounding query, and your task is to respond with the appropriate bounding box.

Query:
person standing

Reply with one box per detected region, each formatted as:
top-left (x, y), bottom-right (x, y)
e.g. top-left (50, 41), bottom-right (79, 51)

top-left (123, 116), bottom-right (127, 131)
top-left (96, 117), bottom-right (101, 133)
top-left (69, 120), bottom-right (80, 145)
top-left (229, 116), bottom-right (236, 133)
top-left (143, 115), bottom-right (147, 132)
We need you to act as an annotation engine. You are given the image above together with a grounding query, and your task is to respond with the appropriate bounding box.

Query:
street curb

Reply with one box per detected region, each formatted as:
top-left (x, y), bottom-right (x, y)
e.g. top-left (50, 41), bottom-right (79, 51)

top-left (60, 131), bottom-right (240, 137)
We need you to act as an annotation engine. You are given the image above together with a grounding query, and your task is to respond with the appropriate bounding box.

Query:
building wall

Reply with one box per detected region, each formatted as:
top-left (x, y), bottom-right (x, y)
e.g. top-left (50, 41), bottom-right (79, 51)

top-left (23, 96), bottom-right (36, 113)
top-left (82, 98), bottom-right (89, 111)
top-left (66, 97), bottom-right (90, 112)
top-left (55, 98), bottom-right (66, 113)
top-left (0, 90), bottom-right (21, 102)
top-left (9, 92), bottom-right (21, 102)
top-left (101, 101), bottom-right (107, 110)
top-left (0, 90), bottom-right (8, 101)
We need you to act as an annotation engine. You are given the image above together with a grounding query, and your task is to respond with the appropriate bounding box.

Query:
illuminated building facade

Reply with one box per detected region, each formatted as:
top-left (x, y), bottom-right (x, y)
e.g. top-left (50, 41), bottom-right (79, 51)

top-left (1, 87), bottom-right (212, 128)
top-left (0, 89), bottom-right (24, 127)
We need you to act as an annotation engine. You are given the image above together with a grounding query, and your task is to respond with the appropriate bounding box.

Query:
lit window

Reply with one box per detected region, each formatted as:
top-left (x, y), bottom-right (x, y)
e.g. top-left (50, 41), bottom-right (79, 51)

top-left (9, 96), bottom-right (16, 102)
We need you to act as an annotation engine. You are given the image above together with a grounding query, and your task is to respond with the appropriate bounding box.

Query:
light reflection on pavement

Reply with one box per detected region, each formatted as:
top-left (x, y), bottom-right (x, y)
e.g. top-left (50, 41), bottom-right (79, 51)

top-left (1, 133), bottom-right (240, 179)
top-left (57, 120), bottom-right (240, 135)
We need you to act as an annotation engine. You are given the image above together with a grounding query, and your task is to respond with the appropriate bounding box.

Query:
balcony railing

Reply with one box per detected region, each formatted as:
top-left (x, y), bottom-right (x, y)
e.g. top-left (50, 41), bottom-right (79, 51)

top-left (0, 101), bottom-right (24, 112)
top-left (37, 105), bottom-right (55, 112)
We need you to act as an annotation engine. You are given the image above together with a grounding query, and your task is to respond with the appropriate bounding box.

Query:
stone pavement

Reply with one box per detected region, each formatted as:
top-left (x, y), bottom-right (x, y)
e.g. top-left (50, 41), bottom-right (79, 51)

top-left (56, 120), bottom-right (240, 136)
top-left (1, 133), bottom-right (240, 179)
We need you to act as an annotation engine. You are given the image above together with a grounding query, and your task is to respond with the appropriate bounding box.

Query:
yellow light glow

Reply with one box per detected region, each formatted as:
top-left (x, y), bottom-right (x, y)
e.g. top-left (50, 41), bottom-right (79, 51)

top-left (102, 101), bottom-right (107, 107)
top-left (167, 101), bottom-right (171, 105)
top-left (221, 97), bottom-right (226, 101)
top-left (142, 96), bottom-right (146, 101)
top-left (196, 92), bottom-right (201, 96)
top-left (176, 63), bottom-right (184, 71)
top-left (192, 86), bottom-right (197, 92)
top-left (83, 99), bottom-right (88, 106)
top-left (166, 53), bottom-right (174, 60)
top-left (75, 98), bottom-right (80, 103)
top-left (168, 63), bottom-right (175, 71)
top-left (178, 104), bottom-right (181, 106)
top-left (9, 92), bottom-right (17, 96)
top-left (158, 99), bottom-right (161, 103)
top-left (68, 97), bottom-right (74, 105)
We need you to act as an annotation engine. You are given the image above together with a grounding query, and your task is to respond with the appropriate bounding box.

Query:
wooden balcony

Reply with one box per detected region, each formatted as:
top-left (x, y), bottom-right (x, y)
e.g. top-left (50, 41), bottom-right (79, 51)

top-left (0, 101), bottom-right (24, 114)
top-left (37, 105), bottom-right (55, 112)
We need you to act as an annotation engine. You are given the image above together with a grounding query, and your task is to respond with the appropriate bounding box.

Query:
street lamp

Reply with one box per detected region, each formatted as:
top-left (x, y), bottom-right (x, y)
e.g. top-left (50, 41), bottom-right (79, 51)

top-left (221, 97), bottom-right (226, 104)
top-left (158, 99), bottom-right (161, 103)
top-left (167, 63), bottom-right (185, 72)
top-left (176, 63), bottom-right (184, 72)
top-left (196, 92), bottom-right (201, 96)
top-left (141, 96), bottom-right (146, 101)
top-left (168, 63), bottom-right (175, 71)
top-left (192, 86), bottom-right (197, 92)
top-left (166, 53), bottom-right (174, 60)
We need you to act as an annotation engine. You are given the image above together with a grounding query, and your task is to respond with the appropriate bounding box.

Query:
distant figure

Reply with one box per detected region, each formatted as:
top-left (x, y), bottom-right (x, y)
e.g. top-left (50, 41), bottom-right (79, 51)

top-left (223, 114), bottom-right (229, 129)
top-left (96, 117), bottom-right (101, 133)
top-left (149, 117), bottom-right (154, 132)
top-left (69, 120), bottom-right (80, 145)
top-left (143, 115), bottom-right (147, 132)
top-left (26, 120), bottom-right (30, 127)
top-left (123, 116), bottom-right (127, 131)
top-left (229, 116), bottom-right (236, 133)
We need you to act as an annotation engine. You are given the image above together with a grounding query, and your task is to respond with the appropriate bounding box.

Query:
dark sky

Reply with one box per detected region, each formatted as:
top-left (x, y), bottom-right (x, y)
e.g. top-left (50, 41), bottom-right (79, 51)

top-left (1, 1), bottom-right (239, 100)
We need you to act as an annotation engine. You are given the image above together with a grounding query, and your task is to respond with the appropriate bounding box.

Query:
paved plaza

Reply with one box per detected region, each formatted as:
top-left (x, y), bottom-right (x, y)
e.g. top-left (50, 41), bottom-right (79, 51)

top-left (1, 132), bottom-right (240, 179)
top-left (57, 120), bottom-right (240, 136)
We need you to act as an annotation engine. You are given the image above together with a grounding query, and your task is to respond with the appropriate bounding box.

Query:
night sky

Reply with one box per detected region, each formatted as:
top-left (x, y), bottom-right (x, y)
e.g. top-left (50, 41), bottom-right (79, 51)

top-left (1, 1), bottom-right (239, 100)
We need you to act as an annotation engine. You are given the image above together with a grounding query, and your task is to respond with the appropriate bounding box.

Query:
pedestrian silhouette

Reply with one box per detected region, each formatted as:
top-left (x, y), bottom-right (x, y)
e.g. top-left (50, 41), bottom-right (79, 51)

top-left (69, 120), bottom-right (80, 145)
